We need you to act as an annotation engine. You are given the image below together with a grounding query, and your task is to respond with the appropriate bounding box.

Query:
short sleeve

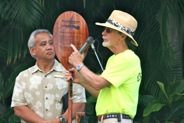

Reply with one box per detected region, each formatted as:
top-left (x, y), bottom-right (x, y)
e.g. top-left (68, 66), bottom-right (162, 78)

top-left (11, 74), bottom-right (27, 107)
top-left (101, 50), bottom-right (141, 87)
top-left (72, 83), bottom-right (86, 103)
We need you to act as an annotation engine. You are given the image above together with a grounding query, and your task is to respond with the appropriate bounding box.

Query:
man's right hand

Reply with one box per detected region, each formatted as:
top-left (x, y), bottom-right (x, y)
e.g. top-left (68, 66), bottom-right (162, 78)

top-left (65, 68), bottom-right (83, 84)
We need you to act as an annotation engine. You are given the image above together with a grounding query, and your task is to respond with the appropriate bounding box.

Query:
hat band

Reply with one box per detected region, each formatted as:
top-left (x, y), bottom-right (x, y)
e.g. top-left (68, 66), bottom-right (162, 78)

top-left (107, 19), bottom-right (134, 36)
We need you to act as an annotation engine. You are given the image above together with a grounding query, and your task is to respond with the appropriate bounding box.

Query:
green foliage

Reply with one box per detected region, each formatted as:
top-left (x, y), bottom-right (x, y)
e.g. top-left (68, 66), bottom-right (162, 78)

top-left (0, 109), bottom-right (20, 123)
top-left (0, 0), bottom-right (43, 65)
top-left (0, 63), bottom-right (29, 123)
top-left (133, 0), bottom-right (184, 97)
top-left (140, 80), bottom-right (184, 122)
top-left (133, 0), bottom-right (184, 122)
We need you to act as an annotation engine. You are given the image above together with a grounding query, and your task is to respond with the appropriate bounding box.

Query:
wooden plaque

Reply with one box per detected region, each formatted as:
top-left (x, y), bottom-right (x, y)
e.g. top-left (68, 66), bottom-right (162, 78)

top-left (53, 11), bottom-right (89, 70)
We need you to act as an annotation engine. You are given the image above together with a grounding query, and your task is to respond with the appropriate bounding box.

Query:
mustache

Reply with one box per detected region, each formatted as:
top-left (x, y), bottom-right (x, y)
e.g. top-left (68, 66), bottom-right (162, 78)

top-left (46, 50), bottom-right (55, 54)
top-left (102, 36), bottom-right (107, 40)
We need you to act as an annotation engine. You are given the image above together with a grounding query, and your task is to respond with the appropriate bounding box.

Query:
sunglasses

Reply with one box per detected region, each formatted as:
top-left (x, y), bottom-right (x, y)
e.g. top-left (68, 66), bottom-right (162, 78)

top-left (104, 27), bottom-right (113, 33)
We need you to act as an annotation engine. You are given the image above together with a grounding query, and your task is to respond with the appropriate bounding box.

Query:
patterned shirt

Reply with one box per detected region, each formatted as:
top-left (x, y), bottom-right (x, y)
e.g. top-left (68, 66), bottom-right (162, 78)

top-left (11, 60), bottom-right (86, 123)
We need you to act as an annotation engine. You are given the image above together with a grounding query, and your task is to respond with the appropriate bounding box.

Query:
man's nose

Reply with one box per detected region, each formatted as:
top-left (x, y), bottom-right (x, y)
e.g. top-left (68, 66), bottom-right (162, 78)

top-left (46, 43), bottom-right (53, 49)
top-left (102, 29), bottom-right (107, 35)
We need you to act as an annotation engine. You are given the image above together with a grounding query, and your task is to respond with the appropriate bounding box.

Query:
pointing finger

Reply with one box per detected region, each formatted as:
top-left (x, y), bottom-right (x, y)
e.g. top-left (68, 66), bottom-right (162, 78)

top-left (70, 44), bottom-right (78, 52)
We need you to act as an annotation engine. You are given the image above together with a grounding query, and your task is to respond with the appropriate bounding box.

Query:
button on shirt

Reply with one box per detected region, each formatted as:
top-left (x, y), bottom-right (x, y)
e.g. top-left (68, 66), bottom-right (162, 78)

top-left (11, 60), bottom-right (86, 123)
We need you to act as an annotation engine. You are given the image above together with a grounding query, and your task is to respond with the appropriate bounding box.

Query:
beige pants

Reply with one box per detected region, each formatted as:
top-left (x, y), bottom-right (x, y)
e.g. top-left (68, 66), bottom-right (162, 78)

top-left (98, 118), bottom-right (133, 123)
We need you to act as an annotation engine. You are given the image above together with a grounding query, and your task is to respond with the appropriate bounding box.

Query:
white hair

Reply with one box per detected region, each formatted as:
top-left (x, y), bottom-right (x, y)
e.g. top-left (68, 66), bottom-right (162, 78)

top-left (27, 29), bottom-right (53, 58)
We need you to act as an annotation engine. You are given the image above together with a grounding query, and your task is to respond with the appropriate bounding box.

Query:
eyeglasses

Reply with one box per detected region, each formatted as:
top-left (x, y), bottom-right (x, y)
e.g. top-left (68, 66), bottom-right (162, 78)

top-left (104, 27), bottom-right (123, 35)
top-left (104, 27), bottom-right (113, 33)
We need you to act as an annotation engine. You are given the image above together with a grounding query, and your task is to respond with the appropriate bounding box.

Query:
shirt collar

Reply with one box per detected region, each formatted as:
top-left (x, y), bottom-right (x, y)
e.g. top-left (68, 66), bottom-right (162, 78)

top-left (31, 59), bottom-right (65, 74)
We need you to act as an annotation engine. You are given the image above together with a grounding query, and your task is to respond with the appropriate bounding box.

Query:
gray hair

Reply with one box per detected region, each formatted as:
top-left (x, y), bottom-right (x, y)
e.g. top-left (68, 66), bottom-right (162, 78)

top-left (28, 29), bottom-right (53, 48)
top-left (27, 29), bottom-right (53, 58)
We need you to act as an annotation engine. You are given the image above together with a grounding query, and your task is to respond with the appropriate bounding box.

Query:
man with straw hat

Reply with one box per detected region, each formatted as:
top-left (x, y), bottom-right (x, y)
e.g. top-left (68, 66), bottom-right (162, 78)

top-left (67, 10), bottom-right (142, 123)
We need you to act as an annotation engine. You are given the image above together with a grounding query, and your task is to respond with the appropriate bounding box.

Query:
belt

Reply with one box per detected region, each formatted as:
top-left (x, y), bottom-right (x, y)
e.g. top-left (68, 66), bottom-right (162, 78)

top-left (97, 114), bottom-right (131, 121)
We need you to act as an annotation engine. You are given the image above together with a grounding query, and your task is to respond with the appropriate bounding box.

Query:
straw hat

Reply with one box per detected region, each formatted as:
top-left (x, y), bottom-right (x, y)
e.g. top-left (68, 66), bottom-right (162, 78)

top-left (95, 10), bottom-right (138, 46)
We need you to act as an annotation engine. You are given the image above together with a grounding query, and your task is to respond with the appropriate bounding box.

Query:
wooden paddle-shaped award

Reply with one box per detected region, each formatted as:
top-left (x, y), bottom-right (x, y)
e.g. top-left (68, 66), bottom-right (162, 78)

top-left (53, 11), bottom-right (89, 123)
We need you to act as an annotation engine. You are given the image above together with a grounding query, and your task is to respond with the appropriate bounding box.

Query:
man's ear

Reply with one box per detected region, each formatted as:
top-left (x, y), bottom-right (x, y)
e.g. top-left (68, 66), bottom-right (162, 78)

top-left (119, 33), bottom-right (127, 41)
top-left (30, 47), bottom-right (35, 56)
top-left (121, 33), bottom-right (127, 39)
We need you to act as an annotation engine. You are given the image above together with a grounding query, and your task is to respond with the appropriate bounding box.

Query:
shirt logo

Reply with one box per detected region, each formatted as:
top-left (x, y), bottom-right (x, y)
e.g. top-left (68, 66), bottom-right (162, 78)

top-left (61, 17), bottom-right (80, 30)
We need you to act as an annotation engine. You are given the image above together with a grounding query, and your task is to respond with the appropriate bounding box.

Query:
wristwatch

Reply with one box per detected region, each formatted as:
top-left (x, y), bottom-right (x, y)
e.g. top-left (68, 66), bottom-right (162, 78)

top-left (59, 116), bottom-right (66, 123)
top-left (75, 63), bottom-right (84, 71)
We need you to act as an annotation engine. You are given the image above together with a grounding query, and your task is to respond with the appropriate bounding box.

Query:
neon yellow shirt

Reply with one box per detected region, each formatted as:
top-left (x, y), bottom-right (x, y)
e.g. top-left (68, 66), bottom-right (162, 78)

top-left (96, 50), bottom-right (142, 118)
